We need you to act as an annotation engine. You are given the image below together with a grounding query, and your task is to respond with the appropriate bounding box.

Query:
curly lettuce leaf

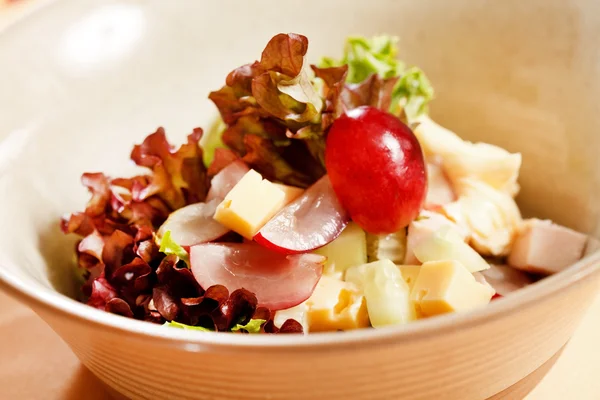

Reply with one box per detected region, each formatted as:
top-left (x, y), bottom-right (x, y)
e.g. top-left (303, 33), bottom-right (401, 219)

top-left (158, 230), bottom-right (189, 264)
top-left (131, 127), bottom-right (208, 209)
top-left (231, 319), bottom-right (267, 333)
top-left (391, 66), bottom-right (434, 122)
top-left (321, 35), bottom-right (403, 82)
top-left (163, 321), bottom-right (212, 332)
top-left (320, 35), bottom-right (434, 121)
top-left (209, 33), bottom-right (337, 187)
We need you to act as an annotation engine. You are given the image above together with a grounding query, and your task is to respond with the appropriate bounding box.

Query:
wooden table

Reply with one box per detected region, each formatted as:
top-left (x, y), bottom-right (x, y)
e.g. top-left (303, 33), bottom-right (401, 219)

top-left (1, 1), bottom-right (599, 399)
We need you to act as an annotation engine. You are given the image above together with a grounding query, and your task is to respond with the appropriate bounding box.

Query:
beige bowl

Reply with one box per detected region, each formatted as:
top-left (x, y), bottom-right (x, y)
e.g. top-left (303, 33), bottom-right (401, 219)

top-left (1, 1), bottom-right (600, 399)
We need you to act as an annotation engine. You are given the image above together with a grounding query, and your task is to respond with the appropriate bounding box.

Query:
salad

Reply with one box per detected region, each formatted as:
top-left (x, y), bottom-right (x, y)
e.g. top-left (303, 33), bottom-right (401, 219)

top-left (61, 33), bottom-right (590, 334)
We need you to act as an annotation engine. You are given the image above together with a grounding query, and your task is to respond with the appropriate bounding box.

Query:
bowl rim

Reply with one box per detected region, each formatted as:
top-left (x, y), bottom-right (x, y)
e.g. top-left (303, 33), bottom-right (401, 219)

top-left (1, 0), bottom-right (600, 352)
top-left (1, 250), bottom-right (599, 352)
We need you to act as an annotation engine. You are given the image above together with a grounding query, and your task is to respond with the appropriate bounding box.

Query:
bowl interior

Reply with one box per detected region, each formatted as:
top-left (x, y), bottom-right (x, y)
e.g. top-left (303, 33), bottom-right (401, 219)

top-left (0, 0), bottom-right (599, 305)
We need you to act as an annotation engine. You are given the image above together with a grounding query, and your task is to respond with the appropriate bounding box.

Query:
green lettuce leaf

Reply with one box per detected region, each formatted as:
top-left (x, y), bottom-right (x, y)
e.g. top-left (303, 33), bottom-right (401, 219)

top-left (158, 230), bottom-right (189, 264)
top-left (320, 35), bottom-right (434, 121)
top-left (391, 66), bottom-right (434, 122)
top-left (321, 36), bottom-right (403, 83)
top-left (231, 319), bottom-right (267, 333)
top-left (201, 116), bottom-right (228, 167)
top-left (163, 321), bottom-right (212, 331)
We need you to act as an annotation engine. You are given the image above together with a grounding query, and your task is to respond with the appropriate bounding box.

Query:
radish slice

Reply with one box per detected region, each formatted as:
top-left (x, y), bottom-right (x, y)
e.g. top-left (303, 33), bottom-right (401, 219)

top-left (206, 160), bottom-right (250, 201)
top-left (190, 243), bottom-right (325, 310)
top-left (254, 176), bottom-right (350, 254)
top-left (157, 199), bottom-right (230, 247)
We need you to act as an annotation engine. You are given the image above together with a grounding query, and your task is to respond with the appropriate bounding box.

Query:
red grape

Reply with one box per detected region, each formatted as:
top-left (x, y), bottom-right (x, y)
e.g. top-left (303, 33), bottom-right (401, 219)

top-left (325, 106), bottom-right (427, 234)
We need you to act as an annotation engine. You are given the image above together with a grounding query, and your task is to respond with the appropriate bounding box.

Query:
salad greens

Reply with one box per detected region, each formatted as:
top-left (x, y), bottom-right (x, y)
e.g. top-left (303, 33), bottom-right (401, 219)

top-left (164, 321), bottom-right (211, 331)
top-left (159, 230), bottom-right (189, 264)
top-left (321, 35), bottom-right (404, 82)
top-left (320, 35), bottom-right (434, 121)
top-left (208, 34), bottom-right (433, 188)
top-left (231, 319), bottom-right (267, 333)
top-left (201, 117), bottom-right (228, 166)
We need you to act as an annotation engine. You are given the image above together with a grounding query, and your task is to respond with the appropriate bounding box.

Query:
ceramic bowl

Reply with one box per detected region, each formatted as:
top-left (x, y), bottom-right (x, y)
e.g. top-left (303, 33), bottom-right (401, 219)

top-left (1, 1), bottom-right (600, 399)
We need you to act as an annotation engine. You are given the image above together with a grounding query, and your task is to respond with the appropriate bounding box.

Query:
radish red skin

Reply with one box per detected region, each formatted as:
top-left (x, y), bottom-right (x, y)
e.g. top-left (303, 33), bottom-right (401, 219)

top-left (325, 106), bottom-right (427, 234)
top-left (254, 176), bottom-right (350, 255)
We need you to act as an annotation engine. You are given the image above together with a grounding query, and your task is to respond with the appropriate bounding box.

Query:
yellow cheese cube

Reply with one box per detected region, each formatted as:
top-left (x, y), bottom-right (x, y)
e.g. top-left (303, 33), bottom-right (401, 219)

top-left (345, 260), bottom-right (417, 327)
top-left (410, 260), bottom-right (494, 317)
top-left (398, 265), bottom-right (421, 291)
top-left (315, 222), bottom-right (367, 275)
top-left (213, 170), bottom-right (302, 239)
top-left (305, 276), bottom-right (370, 332)
top-left (273, 183), bottom-right (304, 204)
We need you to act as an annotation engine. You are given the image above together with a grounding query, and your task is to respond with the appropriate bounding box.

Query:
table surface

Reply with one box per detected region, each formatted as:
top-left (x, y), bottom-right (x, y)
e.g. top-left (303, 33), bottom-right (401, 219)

top-left (1, 1), bottom-right (599, 399)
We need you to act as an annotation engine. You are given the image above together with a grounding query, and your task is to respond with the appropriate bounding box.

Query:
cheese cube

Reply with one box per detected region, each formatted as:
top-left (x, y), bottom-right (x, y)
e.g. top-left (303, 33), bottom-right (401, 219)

top-left (213, 170), bottom-right (302, 239)
top-left (315, 223), bottom-right (367, 275)
top-left (346, 262), bottom-right (421, 292)
top-left (410, 260), bottom-right (494, 317)
top-left (398, 265), bottom-right (421, 291)
top-left (345, 259), bottom-right (417, 327)
top-left (273, 183), bottom-right (304, 204)
top-left (305, 276), bottom-right (370, 332)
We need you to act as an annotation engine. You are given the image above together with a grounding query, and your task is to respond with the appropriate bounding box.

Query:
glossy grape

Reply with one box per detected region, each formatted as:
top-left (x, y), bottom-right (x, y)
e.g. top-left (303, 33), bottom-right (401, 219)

top-left (325, 106), bottom-right (427, 233)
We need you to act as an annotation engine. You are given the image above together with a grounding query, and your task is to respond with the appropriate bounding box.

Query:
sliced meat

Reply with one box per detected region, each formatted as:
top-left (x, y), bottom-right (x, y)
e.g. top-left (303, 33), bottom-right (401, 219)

top-left (584, 237), bottom-right (600, 258)
top-left (478, 264), bottom-right (532, 296)
top-left (507, 219), bottom-right (587, 274)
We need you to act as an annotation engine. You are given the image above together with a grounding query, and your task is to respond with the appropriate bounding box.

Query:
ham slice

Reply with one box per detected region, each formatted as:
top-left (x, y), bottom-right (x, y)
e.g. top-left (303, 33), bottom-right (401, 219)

top-left (507, 219), bottom-right (587, 274)
top-left (478, 264), bottom-right (532, 296)
top-left (584, 237), bottom-right (600, 258)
